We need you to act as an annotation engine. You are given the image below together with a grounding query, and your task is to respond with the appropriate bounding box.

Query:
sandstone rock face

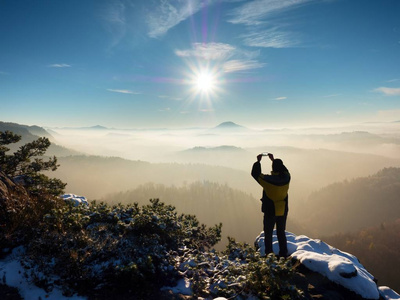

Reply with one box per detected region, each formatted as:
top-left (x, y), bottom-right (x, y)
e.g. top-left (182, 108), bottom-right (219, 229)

top-left (0, 171), bottom-right (29, 225)
top-left (291, 262), bottom-right (372, 300)
top-left (0, 171), bottom-right (17, 202)
top-left (0, 172), bottom-right (29, 201)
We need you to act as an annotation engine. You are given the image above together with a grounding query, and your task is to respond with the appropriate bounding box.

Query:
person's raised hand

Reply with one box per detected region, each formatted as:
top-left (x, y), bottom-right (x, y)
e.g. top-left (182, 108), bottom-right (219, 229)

top-left (257, 154), bottom-right (262, 162)
top-left (268, 153), bottom-right (274, 161)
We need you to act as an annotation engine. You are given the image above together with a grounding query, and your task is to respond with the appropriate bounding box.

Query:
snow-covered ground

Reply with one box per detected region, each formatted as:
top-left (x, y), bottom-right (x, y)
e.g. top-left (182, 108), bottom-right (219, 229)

top-left (1, 231), bottom-right (399, 300)
top-left (60, 194), bottom-right (89, 206)
top-left (255, 231), bottom-right (400, 300)
top-left (0, 247), bottom-right (85, 300)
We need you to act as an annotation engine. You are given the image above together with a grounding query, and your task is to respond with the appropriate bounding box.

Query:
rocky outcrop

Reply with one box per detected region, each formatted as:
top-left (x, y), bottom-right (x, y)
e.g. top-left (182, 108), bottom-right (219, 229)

top-left (291, 261), bottom-right (380, 300)
top-left (0, 171), bottom-right (30, 249)
top-left (254, 231), bottom-right (396, 300)
top-left (0, 171), bottom-right (28, 203)
top-left (0, 172), bottom-right (15, 202)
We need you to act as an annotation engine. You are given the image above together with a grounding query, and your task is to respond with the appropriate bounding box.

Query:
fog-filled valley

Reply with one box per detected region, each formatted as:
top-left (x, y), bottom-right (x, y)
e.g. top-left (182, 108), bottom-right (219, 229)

top-left (52, 121), bottom-right (400, 292)
top-left (2, 120), bottom-right (400, 291)
top-left (46, 121), bottom-right (400, 213)
top-left (48, 121), bottom-right (400, 200)
top-left (34, 121), bottom-right (400, 245)
top-left (4, 121), bottom-right (400, 235)
top-left (21, 121), bottom-right (397, 220)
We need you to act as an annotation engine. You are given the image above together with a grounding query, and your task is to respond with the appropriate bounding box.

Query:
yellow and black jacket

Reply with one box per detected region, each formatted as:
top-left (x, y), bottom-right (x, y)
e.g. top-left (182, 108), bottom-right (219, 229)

top-left (251, 161), bottom-right (290, 217)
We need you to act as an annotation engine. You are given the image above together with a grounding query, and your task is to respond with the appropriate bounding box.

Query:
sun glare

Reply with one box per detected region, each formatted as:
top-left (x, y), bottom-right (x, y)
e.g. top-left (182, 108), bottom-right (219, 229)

top-left (195, 72), bottom-right (215, 93)
top-left (184, 63), bottom-right (224, 104)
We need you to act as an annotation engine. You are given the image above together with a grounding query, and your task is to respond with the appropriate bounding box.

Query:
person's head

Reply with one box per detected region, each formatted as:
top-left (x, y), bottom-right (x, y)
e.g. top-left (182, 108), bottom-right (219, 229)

top-left (272, 159), bottom-right (287, 174)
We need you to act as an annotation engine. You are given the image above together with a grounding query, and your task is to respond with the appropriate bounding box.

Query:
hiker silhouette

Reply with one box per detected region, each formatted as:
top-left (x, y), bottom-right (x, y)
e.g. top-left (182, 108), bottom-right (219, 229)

top-left (251, 153), bottom-right (291, 257)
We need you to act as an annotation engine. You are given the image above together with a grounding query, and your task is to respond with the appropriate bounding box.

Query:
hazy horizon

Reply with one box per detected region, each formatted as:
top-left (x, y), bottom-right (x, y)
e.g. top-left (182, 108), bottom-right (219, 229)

top-left (1, 0), bottom-right (400, 259)
top-left (1, 1), bottom-right (400, 129)
top-left (47, 120), bottom-right (400, 161)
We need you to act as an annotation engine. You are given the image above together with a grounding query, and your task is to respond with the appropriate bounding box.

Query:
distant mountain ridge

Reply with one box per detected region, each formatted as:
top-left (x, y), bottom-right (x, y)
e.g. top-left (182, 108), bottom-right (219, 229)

top-left (0, 121), bottom-right (54, 141)
top-left (310, 131), bottom-right (400, 146)
top-left (214, 121), bottom-right (243, 128)
top-left (299, 167), bottom-right (400, 236)
top-left (212, 121), bottom-right (249, 131)
top-left (183, 145), bottom-right (245, 152)
top-left (81, 125), bottom-right (109, 130)
top-left (49, 125), bottom-right (111, 130)
top-left (48, 122), bottom-right (246, 132)
top-left (0, 121), bottom-right (80, 157)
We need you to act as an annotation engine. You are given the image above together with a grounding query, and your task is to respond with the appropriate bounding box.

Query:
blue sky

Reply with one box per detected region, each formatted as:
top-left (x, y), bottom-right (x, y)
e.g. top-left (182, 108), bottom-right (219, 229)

top-left (0, 0), bottom-right (399, 128)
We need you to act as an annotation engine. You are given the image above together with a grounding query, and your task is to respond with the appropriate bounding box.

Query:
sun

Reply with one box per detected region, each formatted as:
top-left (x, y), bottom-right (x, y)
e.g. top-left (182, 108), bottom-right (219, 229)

top-left (184, 63), bottom-right (224, 102)
top-left (195, 72), bottom-right (215, 93)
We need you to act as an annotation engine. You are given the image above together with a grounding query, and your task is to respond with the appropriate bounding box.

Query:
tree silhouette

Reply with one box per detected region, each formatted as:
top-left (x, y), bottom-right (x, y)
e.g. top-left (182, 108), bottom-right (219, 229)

top-left (0, 130), bottom-right (66, 196)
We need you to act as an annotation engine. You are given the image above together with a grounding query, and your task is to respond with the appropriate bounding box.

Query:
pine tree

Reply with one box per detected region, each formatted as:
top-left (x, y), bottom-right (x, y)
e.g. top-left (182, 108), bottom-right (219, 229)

top-left (0, 130), bottom-right (66, 196)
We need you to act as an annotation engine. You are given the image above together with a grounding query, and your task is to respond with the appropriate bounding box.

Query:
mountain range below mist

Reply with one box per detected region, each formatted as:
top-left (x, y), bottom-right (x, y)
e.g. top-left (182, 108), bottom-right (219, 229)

top-left (2, 120), bottom-right (400, 222)
top-left (210, 121), bottom-right (252, 132)
top-left (47, 121), bottom-right (246, 132)
top-left (0, 121), bottom-right (80, 157)
top-left (298, 167), bottom-right (400, 235)
top-left (0, 121), bottom-right (54, 141)
top-left (4, 120), bottom-right (399, 233)
top-left (3, 120), bottom-right (400, 202)
top-left (2, 120), bottom-right (400, 296)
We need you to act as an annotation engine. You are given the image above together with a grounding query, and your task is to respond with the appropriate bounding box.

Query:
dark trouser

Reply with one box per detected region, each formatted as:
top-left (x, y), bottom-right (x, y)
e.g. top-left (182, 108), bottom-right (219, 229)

top-left (263, 213), bottom-right (288, 257)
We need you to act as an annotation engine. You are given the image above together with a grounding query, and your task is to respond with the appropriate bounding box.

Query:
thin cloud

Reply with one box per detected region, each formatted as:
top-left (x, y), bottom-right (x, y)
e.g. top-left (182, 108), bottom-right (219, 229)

top-left (229, 0), bottom-right (315, 48)
top-left (242, 28), bottom-right (301, 48)
top-left (387, 78), bottom-right (400, 83)
top-left (175, 43), bottom-right (236, 60)
top-left (101, 1), bottom-right (126, 48)
top-left (107, 89), bottom-right (141, 94)
top-left (374, 87), bottom-right (400, 96)
top-left (147, 0), bottom-right (207, 38)
top-left (228, 0), bottom-right (313, 26)
top-left (158, 95), bottom-right (183, 101)
top-left (0, 71), bottom-right (8, 75)
top-left (48, 64), bottom-right (71, 68)
top-left (176, 42), bottom-right (260, 61)
top-left (223, 60), bottom-right (265, 73)
top-left (273, 96), bottom-right (287, 100)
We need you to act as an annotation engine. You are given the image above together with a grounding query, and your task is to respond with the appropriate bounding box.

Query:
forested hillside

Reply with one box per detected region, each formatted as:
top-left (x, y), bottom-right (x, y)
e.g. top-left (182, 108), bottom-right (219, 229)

top-left (298, 167), bottom-right (400, 236)
top-left (108, 182), bottom-right (256, 248)
top-left (54, 155), bottom-right (254, 199)
top-left (323, 219), bottom-right (400, 292)
top-left (104, 181), bottom-right (306, 249)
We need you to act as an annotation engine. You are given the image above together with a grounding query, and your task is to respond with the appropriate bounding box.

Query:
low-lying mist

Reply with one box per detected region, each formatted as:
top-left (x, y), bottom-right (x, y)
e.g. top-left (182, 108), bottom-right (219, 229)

top-left (49, 122), bottom-right (400, 196)
top-left (50, 122), bottom-right (400, 163)
top-left (47, 121), bottom-right (400, 243)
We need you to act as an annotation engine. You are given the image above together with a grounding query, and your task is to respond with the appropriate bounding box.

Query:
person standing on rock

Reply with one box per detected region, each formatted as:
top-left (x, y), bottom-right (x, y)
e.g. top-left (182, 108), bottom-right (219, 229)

top-left (251, 153), bottom-right (291, 258)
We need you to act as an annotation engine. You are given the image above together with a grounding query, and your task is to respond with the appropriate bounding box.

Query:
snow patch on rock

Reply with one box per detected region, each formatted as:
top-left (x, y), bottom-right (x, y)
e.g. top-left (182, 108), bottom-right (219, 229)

top-left (60, 193), bottom-right (88, 206)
